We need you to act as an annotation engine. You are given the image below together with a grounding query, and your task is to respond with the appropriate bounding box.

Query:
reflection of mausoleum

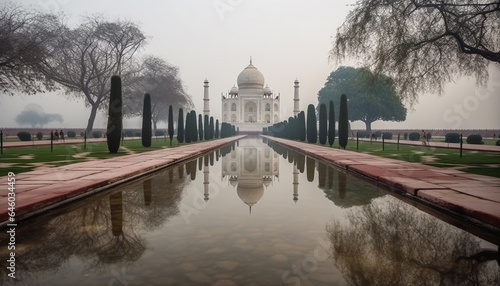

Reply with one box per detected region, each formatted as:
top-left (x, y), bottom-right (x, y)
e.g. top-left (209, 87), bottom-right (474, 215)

top-left (222, 137), bottom-right (279, 212)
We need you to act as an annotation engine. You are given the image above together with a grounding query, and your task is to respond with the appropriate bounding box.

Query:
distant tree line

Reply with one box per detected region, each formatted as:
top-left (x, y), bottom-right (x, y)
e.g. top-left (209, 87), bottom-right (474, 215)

top-left (264, 95), bottom-right (349, 149)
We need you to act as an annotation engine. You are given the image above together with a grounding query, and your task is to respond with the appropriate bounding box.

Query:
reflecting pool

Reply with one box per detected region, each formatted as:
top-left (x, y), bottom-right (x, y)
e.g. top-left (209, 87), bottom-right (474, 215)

top-left (1, 137), bottom-right (499, 285)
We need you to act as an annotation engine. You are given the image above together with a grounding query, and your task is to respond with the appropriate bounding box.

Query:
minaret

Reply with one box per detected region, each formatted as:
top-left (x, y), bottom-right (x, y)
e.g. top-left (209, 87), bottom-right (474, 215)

top-left (204, 163), bottom-right (210, 202)
top-left (203, 79), bottom-right (210, 117)
top-left (293, 79), bottom-right (300, 116)
top-left (293, 165), bottom-right (299, 202)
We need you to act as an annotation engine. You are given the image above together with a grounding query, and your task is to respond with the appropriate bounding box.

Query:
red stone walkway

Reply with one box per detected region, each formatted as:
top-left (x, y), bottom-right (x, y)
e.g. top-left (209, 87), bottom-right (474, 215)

top-left (357, 137), bottom-right (500, 152)
top-left (0, 136), bottom-right (244, 227)
top-left (263, 136), bottom-right (500, 236)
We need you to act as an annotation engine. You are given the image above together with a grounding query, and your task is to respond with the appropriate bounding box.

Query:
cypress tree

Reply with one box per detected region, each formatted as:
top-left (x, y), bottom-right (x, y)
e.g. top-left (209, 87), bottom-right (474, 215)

top-left (298, 111), bottom-right (306, 142)
top-left (215, 119), bottom-right (219, 138)
top-left (306, 104), bottom-right (317, 144)
top-left (106, 75), bottom-right (122, 153)
top-left (177, 108), bottom-right (184, 143)
top-left (198, 114), bottom-right (204, 141)
top-left (142, 93), bottom-right (152, 147)
top-left (339, 94), bottom-right (349, 149)
top-left (319, 103), bottom-right (327, 145)
top-left (209, 116), bottom-right (214, 140)
top-left (328, 101), bottom-right (335, 147)
top-left (204, 115), bottom-right (209, 140)
top-left (168, 105), bottom-right (174, 146)
top-left (185, 112), bottom-right (191, 143)
top-left (192, 111), bottom-right (198, 142)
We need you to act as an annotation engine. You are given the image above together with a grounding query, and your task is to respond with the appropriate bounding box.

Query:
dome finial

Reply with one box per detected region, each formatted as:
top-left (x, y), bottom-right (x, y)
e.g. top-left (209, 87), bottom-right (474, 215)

top-left (250, 56), bottom-right (252, 64)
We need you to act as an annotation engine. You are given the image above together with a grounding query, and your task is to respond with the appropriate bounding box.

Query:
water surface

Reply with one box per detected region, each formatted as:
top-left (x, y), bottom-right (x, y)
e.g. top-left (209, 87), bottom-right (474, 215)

top-left (1, 137), bottom-right (498, 285)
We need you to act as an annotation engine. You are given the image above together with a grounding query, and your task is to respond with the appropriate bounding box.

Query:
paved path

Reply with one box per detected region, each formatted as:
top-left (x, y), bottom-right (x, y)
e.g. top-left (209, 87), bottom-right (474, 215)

top-left (263, 136), bottom-right (500, 239)
top-left (0, 136), bottom-right (244, 227)
top-left (357, 137), bottom-right (500, 152)
top-left (1, 137), bottom-right (139, 148)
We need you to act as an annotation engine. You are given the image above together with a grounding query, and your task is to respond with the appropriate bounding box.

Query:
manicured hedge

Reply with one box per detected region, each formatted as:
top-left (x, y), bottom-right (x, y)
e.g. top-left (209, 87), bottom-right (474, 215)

top-left (466, 134), bottom-right (483, 144)
top-left (92, 131), bottom-right (102, 138)
top-left (17, 131), bottom-right (31, 141)
top-left (445, 133), bottom-right (460, 143)
top-left (408, 132), bottom-right (420, 141)
top-left (67, 131), bottom-right (76, 138)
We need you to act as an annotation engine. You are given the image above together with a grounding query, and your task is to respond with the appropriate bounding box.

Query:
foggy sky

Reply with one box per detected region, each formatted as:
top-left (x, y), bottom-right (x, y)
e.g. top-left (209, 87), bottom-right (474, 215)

top-left (1, 0), bottom-right (499, 130)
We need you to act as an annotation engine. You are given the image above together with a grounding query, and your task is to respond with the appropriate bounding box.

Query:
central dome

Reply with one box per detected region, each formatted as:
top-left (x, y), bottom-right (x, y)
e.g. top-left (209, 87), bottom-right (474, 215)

top-left (237, 63), bottom-right (265, 89)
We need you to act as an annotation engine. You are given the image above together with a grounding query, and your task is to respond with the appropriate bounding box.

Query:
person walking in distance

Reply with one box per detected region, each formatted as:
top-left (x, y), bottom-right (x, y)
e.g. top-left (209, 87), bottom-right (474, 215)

top-left (420, 130), bottom-right (427, 146)
top-left (60, 130), bottom-right (65, 141)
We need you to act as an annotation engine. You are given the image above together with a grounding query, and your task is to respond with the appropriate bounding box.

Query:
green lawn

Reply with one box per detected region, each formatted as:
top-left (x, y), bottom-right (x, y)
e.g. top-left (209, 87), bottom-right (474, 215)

top-left (0, 137), bottom-right (197, 176)
top-left (335, 140), bottom-right (500, 178)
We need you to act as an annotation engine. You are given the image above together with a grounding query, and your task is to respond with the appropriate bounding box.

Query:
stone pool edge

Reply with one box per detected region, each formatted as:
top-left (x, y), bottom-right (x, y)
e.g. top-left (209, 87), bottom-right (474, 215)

top-left (0, 135), bottom-right (246, 227)
top-left (262, 135), bottom-right (500, 239)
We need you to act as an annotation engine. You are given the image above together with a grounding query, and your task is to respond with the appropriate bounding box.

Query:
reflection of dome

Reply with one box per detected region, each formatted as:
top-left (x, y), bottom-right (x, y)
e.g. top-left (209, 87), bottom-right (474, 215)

top-left (229, 176), bottom-right (238, 187)
top-left (237, 178), bottom-right (264, 213)
top-left (237, 62), bottom-right (265, 89)
top-left (263, 176), bottom-right (272, 187)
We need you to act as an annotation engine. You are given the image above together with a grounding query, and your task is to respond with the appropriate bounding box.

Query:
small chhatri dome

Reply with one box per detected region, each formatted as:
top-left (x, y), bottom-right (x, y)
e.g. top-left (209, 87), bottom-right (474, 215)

top-left (263, 84), bottom-right (272, 95)
top-left (237, 59), bottom-right (265, 89)
top-left (229, 85), bottom-right (238, 95)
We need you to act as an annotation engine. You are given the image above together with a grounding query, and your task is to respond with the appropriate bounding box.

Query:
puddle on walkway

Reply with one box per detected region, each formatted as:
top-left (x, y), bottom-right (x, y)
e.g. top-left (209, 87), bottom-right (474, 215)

top-left (0, 137), bottom-right (498, 285)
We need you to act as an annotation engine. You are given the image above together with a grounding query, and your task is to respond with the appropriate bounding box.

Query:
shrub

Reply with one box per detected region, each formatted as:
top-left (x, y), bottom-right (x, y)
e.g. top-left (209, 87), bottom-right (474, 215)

top-left (123, 130), bottom-right (134, 137)
top-left (155, 130), bottom-right (165, 136)
top-left (36, 132), bottom-right (43, 140)
top-left (67, 131), bottom-right (76, 138)
top-left (382, 132), bottom-right (393, 139)
top-left (374, 131), bottom-right (382, 138)
top-left (496, 140), bottom-right (500, 146)
top-left (408, 132), bottom-right (420, 141)
top-left (17, 131), bottom-right (31, 141)
top-left (466, 134), bottom-right (483, 144)
top-left (403, 132), bottom-right (408, 140)
top-left (92, 131), bottom-right (102, 138)
top-left (357, 131), bottom-right (369, 138)
top-left (445, 133), bottom-right (460, 143)
top-left (135, 132), bottom-right (141, 137)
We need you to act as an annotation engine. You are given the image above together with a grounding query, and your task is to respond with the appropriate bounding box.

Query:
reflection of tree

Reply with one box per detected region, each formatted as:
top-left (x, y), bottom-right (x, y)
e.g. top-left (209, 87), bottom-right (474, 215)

top-left (1, 167), bottom-right (188, 279)
top-left (186, 159), bottom-right (197, 181)
top-left (321, 166), bottom-right (382, 208)
top-left (327, 199), bottom-right (500, 285)
top-left (306, 156), bottom-right (315, 182)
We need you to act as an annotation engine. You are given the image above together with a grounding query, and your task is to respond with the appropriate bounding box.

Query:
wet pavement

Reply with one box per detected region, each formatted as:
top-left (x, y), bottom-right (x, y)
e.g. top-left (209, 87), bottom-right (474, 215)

top-left (0, 136), bottom-right (244, 226)
top-left (263, 136), bottom-right (500, 234)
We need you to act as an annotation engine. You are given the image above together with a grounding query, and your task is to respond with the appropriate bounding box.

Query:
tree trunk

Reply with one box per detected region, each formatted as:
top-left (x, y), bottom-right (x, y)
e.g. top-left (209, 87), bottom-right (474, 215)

top-left (153, 119), bottom-right (157, 134)
top-left (86, 104), bottom-right (99, 134)
top-left (365, 121), bottom-right (372, 134)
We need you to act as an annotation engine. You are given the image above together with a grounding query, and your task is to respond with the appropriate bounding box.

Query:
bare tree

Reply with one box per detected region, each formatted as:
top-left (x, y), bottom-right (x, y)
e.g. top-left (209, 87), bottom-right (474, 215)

top-left (124, 55), bottom-right (194, 132)
top-left (331, 0), bottom-right (500, 104)
top-left (38, 16), bottom-right (147, 133)
top-left (0, 4), bottom-right (61, 95)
